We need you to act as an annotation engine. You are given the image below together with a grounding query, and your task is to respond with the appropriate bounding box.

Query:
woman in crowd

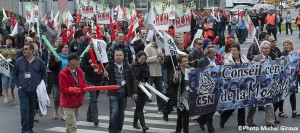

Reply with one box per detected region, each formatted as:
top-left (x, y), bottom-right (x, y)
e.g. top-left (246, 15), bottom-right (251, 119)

top-left (285, 10), bottom-right (293, 35)
top-left (1, 36), bottom-right (18, 103)
top-left (220, 44), bottom-right (248, 129)
top-left (279, 39), bottom-right (300, 118)
top-left (203, 18), bottom-right (214, 41)
top-left (49, 44), bottom-right (70, 120)
top-left (131, 51), bottom-right (150, 132)
top-left (169, 54), bottom-right (190, 133)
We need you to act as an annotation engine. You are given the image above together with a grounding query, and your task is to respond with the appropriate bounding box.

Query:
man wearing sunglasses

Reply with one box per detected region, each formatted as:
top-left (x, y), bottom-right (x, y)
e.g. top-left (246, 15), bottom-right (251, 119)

top-left (13, 43), bottom-right (47, 133)
top-left (16, 37), bottom-right (34, 59)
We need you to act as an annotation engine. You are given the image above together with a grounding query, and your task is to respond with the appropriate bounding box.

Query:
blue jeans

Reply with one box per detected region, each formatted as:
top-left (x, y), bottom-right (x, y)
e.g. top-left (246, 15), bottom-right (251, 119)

top-left (18, 88), bottom-right (37, 133)
top-left (86, 81), bottom-right (102, 121)
top-left (217, 30), bottom-right (225, 47)
top-left (149, 76), bottom-right (164, 112)
top-left (109, 95), bottom-right (127, 133)
top-left (229, 29), bottom-right (235, 38)
top-left (162, 68), bottom-right (168, 94)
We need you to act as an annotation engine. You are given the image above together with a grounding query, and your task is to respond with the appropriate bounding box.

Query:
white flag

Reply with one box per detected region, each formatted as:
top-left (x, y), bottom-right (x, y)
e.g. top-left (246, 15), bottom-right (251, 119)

top-left (153, 26), bottom-right (165, 48)
top-left (147, 6), bottom-right (155, 29)
top-left (92, 39), bottom-right (108, 63)
top-left (163, 32), bottom-right (186, 56)
top-left (116, 6), bottom-right (125, 21)
top-left (9, 22), bottom-right (19, 36)
top-left (53, 10), bottom-right (60, 28)
top-left (2, 8), bottom-right (7, 20)
top-left (190, 29), bottom-right (203, 49)
top-left (0, 54), bottom-right (10, 77)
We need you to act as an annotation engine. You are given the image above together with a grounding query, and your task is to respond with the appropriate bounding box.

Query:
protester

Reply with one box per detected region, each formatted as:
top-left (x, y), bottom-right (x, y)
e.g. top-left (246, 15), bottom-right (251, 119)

top-left (280, 39), bottom-right (300, 118)
top-left (266, 10), bottom-right (277, 41)
top-left (59, 54), bottom-right (86, 133)
top-left (131, 51), bottom-right (150, 132)
top-left (170, 54), bottom-right (190, 133)
top-left (247, 32), bottom-right (268, 61)
top-left (295, 12), bottom-right (300, 39)
top-left (221, 44), bottom-right (248, 129)
top-left (81, 35), bottom-right (103, 126)
top-left (248, 41), bottom-right (278, 127)
top-left (285, 10), bottom-right (293, 35)
top-left (103, 49), bottom-right (138, 133)
top-left (48, 44), bottom-right (69, 121)
top-left (188, 38), bottom-right (204, 68)
top-left (13, 43), bottom-right (47, 133)
top-left (203, 18), bottom-right (214, 40)
top-left (197, 45), bottom-right (218, 133)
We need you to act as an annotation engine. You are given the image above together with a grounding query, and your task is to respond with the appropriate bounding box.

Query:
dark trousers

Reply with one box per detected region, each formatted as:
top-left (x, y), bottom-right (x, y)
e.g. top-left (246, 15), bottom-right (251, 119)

top-left (286, 23), bottom-right (293, 34)
top-left (298, 25), bottom-right (300, 37)
top-left (18, 88), bottom-right (37, 133)
top-left (135, 93), bottom-right (147, 112)
top-left (198, 112), bottom-right (215, 133)
top-left (176, 108), bottom-right (189, 133)
top-left (221, 108), bottom-right (245, 126)
top-left (278, 22), bottom-right (282, 33)
top-left (149, 76), bottom-right (164, 111)
top-left (86, 81), bottom-right (102, 121)
top-left (274, 100), bottom-right (284, 113)
top-left (267, 29), bottom-right (277, 41)
top-left (0, 75), bottom-right (2, 95)
top-left (237, 29), bottom-right (245, 44)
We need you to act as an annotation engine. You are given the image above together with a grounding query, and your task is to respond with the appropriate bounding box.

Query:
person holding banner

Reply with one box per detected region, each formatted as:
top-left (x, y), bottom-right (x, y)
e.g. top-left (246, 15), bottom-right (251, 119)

top-left (280, 39), bottom-right (300, 118)
top-left (131, 51), bottom-right (150, 132)
top-left (48, 44), bottom-right (69, 120)
top-left (247, 41), bottom-right (278, 127)
top-left (197, 45), bottom-right (218, 133)
top-left (59, 54), bottom-right (86, 133)
top-left (103, 49), bottom-right (138, 133)
top-left (220, 44), bottom-right (248, 128)
top-left (247, 32), bottom-right (268, 61)
top-left (169, 54), bottom-right (190, 133)
top-left (80, 34), bottom-right (104, 126)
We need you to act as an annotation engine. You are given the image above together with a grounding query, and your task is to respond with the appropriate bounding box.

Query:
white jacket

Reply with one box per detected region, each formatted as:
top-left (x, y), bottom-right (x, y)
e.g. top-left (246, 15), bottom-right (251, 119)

top-left (36, 80), bottom-right (50, 116)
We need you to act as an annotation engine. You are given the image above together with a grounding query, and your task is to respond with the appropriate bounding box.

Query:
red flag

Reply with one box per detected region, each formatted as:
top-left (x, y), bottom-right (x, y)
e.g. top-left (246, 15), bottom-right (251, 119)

top-left (95, 24), bottom-right (103, 40)
top-left (89, 48), bottom-right (103, 72)
top-left (125, 24), bottom-right (134, 44)
top-left (136, 9), bottom-right (140, 20)
top-left (62, 29), bottom-right (67, 44)
top-left (184, 32), bottom-right (190, 47)
top-left (217, 53), bottom-right (223, 65)
top-left (115, 22), bottom-right (122, 32)
top-left (169, 28), bottom-right (175, 36)
top-left (122, 6), bottom-right (126, 18)
top-left (212, 36), bottom-right (219, 45)
top-left (238, 10), bottom-right (240, 21)
top-left (66, 28), bottom-right (74, 43)
top-left (139, 19), bottom-right (144, 28)
top-left (11, 15), bottom-right (15, 27)
top-left (195, 11), bottom-right (203, 21)
top-left (110, 16), bottom-right (116, 41)
top-left (205, 11), bottom-right (209, 18)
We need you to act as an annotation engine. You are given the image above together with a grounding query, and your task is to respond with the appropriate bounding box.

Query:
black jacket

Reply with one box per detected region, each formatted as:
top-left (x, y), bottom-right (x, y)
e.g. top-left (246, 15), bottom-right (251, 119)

top-left (48, 54), bottom-right (62, 84)
top-left (104, 62), bottom-right (137, 97)
top-left (131, 62), bottom-right (150, 93)
top-left (81, 50), bottom-right (103, 82)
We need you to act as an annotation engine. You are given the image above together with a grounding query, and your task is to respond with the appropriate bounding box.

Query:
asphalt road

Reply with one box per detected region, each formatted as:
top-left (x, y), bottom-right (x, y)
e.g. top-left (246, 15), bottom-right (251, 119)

top-left (1, 32), bottom-right (300, 133)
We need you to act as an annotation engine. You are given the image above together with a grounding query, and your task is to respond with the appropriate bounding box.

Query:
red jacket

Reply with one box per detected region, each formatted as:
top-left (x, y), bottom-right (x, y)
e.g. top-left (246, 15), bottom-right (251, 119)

top-left (59, 66), bottom-right (86, 108)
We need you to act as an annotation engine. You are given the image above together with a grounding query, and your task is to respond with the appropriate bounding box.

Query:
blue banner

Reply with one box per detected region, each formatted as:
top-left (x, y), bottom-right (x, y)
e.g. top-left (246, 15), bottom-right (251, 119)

top-left (188, 54), bottom-right (299, 117)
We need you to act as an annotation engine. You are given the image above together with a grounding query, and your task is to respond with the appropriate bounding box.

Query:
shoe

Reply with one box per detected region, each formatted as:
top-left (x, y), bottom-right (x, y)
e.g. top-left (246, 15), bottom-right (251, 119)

top-left (146, 99), bottom-right (152, 102)
top-left (53, 114), bottom-right (58, 120)
top-left (163, 114), bottom-right (168, 121)
top-left (198, 122), bottom-right (205, 131)
top-left (3, 99), bottom-right (8, 103)
top-left (94, 119), bottom-right (99, 127)
top-left (292, 112), bottom-right (300, 118)
top-left (274, 120), bottom-right (280, 124)
top-left (61, 117), bottom-right (66, 121)
top-left (142, 126), bottom-right (149, 133)
top-left (143, 110), bottom-right (147, 114)
top-left (158, 111), bottom-right (163, 114)
top-left (247, 123), bottom-right (256, 127)
top-left (266, 123), bottom-right (278, 127)
top-left (133, 123), bottom-right (141, 129)
top-left (278, 112), bottom-right (288, 118)
top-left (220, 120), bottom-right (225, 128)
top-left (86, 119), bottom-right (93, 122)
top-left (258, 106), bottom-right (265, 111)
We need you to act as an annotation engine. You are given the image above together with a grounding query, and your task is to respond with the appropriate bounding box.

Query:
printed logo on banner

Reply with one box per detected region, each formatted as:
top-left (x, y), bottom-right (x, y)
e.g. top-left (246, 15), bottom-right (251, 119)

top-left (197, 71), bottom-right (216, 95)
top-left (96, 41), bottom-right (103, 59)
top-left (167, 38), bottom-right (177, 55)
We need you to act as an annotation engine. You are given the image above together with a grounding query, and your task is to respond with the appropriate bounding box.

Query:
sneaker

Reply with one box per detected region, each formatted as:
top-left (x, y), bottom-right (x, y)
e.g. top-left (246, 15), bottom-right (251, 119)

top-left (143, 110), bottom-right (147, 114)
top-left (3, 99), bottom-right (8, 103)
top-left (158, 111), bottom-right (163, 114)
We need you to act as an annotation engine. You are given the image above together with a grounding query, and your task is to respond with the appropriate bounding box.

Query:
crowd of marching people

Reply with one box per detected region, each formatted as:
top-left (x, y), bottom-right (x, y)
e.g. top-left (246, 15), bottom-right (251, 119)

top-left (1, 3), bottom-right (300, 133)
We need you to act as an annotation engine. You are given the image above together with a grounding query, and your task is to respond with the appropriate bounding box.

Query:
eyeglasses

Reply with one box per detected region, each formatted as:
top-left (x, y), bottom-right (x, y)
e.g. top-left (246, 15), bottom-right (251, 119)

top-left (29, 41), bottom-right (34, 43)
top-left (263, 47), bottom-right (270, 49)
top-left (270, 40), bottom-right (276, 42)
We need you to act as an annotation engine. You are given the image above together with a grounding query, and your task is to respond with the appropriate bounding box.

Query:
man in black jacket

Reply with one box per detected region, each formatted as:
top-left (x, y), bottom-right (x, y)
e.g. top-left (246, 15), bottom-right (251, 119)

top-left (197, 45), bottom-right (217, 133)
top-left (81, 31), bottom-right (103, 126)
top-left (103, 49), bottom-right (138, 133)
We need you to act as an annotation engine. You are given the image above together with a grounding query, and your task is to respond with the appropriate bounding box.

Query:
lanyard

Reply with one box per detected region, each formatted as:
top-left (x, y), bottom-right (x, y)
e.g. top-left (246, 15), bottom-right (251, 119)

top-left (70, 69), bottom-right (78, 86)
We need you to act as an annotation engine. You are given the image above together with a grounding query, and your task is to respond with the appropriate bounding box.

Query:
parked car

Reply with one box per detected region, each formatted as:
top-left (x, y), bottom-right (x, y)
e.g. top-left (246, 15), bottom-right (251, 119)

top-left (251, 4), bottom-right (276, 13)
top-left (295, 1), bottom-right (300, 9)
top-left (230, 5), bottom-right (252, 14)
